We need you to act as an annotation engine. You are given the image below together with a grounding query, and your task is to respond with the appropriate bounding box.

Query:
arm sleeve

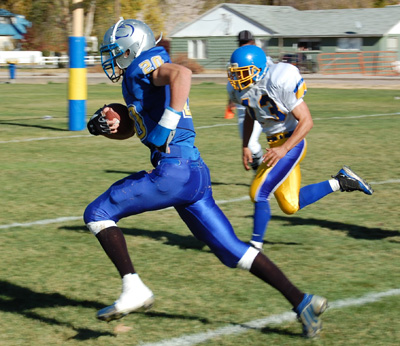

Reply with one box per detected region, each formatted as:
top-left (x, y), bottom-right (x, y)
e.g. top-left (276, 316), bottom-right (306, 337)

top-left (269, 64), bottom-right (307, 112)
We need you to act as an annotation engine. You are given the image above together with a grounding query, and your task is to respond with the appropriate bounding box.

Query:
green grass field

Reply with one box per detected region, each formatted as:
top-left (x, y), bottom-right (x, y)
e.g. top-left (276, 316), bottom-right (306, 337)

top-left (0, 82), bottom-right (399, 345)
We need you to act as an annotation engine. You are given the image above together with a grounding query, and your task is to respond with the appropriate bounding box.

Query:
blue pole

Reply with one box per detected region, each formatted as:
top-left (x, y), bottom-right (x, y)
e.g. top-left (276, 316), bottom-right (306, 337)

top-left (68, 36), bottom-right (87, 131)
top-left (9, 63), bottom-right (16, 80)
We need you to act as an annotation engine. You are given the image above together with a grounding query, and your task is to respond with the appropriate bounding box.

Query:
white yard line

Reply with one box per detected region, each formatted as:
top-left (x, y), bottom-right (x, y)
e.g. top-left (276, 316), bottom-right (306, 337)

top-left (1, 112), bottom-right (399, 144)
top-left (0, 179), bottom-right (397, 230)
top-left (139, 288), bottom-right (400, 346)
top-left (0, 134), bottom-right (91, 144)
top-left (313, 112), bottom-right (400, 120)
top-left (0, 197), bottom-right (249, 230)
top-left (0, 216), bottom-right (82, 230)
top-left (369, 179), bottom-right (400, 185)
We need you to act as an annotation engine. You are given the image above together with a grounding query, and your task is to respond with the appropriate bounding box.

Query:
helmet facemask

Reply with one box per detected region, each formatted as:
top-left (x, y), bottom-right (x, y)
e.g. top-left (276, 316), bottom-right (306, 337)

top-left (100, 43), bottom-right (124, 82)
top-left (227, 63), bottom-right (262, 91)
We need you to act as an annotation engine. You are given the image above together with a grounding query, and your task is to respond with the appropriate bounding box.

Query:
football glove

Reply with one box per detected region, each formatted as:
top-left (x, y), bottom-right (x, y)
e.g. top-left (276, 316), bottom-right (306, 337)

top-left (87, 107), bottom-right (111, 136)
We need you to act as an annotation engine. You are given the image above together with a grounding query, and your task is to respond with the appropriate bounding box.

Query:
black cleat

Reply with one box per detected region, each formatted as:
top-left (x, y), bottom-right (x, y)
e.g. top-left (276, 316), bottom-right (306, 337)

top-left (332, 166), bottom-right (373, 195)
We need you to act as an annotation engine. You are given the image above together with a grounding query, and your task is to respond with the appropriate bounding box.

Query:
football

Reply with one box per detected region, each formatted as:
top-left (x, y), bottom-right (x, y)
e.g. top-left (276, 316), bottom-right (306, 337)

top-left (103, 103), bottom-right (135, 139)
top-left (103, 103), bottom-right (128, 122)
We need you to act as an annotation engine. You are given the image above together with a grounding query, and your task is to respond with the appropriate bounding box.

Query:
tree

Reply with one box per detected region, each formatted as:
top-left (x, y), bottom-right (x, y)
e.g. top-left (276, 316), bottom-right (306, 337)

top-left (0, 0), bottom-right (32, 15)
top-left (3, 0), bottom-right (398, 53)
top-left (85, 0), bottom-right (97, 37)
top-left (142, 0), bottom-right (164, 36)
top-left (373, 0), bottom-right (399, 7)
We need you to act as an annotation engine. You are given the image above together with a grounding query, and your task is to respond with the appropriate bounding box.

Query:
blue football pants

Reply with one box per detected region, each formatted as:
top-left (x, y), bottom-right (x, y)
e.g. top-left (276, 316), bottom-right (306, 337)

top-left (84, 157), bottom-right (250, 268)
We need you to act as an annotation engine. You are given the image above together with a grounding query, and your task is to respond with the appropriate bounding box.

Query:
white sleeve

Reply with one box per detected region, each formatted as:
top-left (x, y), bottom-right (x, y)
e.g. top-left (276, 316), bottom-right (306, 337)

top-left (268, 63), bottom-right (307, 112)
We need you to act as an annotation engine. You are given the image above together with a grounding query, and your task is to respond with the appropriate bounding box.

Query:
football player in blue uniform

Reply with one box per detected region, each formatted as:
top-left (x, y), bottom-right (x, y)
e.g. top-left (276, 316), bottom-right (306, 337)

top-left (227, 45), bottom-right (373, 251)
top-left (84, 19), bottom-right (328, 338)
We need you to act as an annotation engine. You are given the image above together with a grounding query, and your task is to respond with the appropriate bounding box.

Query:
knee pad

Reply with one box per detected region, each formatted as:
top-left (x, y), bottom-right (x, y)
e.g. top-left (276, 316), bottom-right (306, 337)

top-left (237, 246), bottom-right (259, 270)
top-left (86, 220), bottom-right (117, 235)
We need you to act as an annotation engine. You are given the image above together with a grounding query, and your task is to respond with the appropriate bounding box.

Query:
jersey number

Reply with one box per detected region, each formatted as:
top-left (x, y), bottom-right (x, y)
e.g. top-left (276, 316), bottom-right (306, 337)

top-left (259, 95), bottom-right (286, 122)
top-left (139, 55), bottom-right (164, 74)
top-left (182, 102), bottom-right (192, 118)
top-left (242, 94), bottom-right (286, 122)
top-left (128, 102), bottom-right (192, 140)
top-left (128, 105), bottom-right (146, 140)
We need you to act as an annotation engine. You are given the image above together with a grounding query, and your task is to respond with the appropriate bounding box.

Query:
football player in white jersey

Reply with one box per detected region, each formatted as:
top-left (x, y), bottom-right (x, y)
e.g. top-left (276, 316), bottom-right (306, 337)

top-left (227, 45), bottom-right (373, 251)
top-left (226, 30), bottom-right (264, 171)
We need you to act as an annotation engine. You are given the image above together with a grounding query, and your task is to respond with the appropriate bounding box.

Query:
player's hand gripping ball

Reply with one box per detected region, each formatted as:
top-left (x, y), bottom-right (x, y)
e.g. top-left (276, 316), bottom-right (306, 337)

top-left (103, 105), bottom-right (121, 122)
top-left (87, 103), bottom-right (131, 136)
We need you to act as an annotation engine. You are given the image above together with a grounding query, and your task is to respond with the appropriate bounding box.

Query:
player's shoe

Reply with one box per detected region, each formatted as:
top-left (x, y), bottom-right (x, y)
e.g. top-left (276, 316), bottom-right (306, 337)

top-left (332, 165), bottom-right (373, 195)
top-left (294, 294), bottom-right (328, 338)
top-left (97, 274), bottom-right (154, 322)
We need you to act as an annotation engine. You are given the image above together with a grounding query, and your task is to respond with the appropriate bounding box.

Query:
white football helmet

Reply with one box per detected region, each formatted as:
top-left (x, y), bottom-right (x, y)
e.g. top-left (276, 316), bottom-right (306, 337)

top-left (100, 18), bottom-right (160, 82)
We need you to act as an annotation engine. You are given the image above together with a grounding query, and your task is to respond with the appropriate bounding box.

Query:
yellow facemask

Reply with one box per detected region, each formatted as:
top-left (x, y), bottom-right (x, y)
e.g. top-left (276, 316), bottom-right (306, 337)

top-left (227, 64), bottom-right (261, 91)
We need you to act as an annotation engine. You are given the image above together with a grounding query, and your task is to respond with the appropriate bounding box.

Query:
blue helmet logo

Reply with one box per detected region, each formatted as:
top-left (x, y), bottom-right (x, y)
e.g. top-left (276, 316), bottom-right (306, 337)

top-left (115, 24), bottom-right (135, 40)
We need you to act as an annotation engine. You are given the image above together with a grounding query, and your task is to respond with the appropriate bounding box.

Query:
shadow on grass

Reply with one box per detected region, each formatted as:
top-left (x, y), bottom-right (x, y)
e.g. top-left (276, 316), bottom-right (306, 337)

top-left (0, 280), bottom-right (113, 340)
top-left (212, 180), bottom-right (251, 188)
top-left (0, 120), bottom-right (68, 132)
top-left (122, 227), bottom-right (208, 251)
top-left (273, 215), bottom-right (400, 240)
top-left (104, 169), bottom-right (139, 175)
top-left (0, 280), bottom-right (212, 341)
top-left (61, 213), bottom-right (398, 253)
top-left (61, 225), bottom-right (208, 251)
top-left (144, 310), bottom-right (210, 324)
top-left (260, 325), bottom-right (300, 337)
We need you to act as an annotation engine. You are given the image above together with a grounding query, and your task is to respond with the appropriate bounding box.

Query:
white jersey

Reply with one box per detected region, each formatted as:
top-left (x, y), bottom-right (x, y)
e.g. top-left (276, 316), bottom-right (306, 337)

top-left (226, 83), bottom-right (264, 155)
top-left (227, 62), bottom-right (307, 137)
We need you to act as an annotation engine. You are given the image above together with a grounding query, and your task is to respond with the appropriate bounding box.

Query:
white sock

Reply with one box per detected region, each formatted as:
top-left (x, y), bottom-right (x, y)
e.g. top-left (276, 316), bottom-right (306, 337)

top-left (122, 273), bottom-right (142, 289)
top-left (329, 178), bottom-right (341, 192)
top-left (249, 240), bottom-right (263, 250)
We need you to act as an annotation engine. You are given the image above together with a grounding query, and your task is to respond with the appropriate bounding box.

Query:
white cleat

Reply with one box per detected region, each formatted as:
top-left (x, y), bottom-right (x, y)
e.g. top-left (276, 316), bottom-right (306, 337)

top-left (97, 273), bottom-right (155, 322)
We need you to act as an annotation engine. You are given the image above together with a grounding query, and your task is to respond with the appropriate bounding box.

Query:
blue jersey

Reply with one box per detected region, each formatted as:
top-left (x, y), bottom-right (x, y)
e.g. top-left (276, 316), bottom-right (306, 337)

top-left (122, 46), bottom-right (199, 165)
top-left (85, 46), bottom-right (251, 270)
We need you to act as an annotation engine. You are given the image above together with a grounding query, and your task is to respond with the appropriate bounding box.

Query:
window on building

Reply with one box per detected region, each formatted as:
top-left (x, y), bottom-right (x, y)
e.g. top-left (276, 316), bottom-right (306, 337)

top-left (337, 37), bottom-right (362, 51)
top-left (188, 40), bottom-right (207, 59)
top-left (387, 37), bottom-right (398, 51)
top-left (297, 39), bottom-right (321, 51)
top-left (255, 39), bottom-right (269, 50)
